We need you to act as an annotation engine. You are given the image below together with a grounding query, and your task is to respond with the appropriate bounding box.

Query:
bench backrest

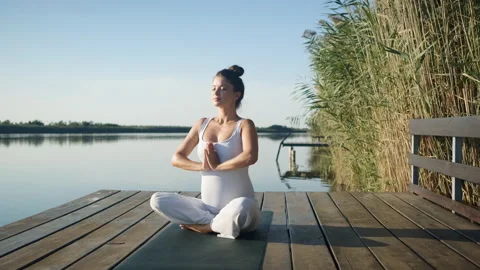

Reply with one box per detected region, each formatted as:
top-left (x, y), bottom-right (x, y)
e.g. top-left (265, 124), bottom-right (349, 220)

top-left (409, 116), bottom-right (480, 223)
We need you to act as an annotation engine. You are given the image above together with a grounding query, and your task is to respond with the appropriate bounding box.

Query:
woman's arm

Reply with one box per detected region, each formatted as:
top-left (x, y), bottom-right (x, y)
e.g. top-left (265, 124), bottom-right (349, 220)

top-left (208, 119), bottom-right (258, 171)
top-left (171, 118), bottom-right (207, 171)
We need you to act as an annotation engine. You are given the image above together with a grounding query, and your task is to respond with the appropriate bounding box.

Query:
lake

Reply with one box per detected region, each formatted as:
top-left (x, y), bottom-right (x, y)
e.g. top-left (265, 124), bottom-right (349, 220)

top-left (0, 133), bottom-right (330, 226)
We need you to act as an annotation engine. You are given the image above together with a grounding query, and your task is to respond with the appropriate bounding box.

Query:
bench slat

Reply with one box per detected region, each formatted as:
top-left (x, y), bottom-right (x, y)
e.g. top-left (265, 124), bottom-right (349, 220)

top-left (409, 154), bottom-right (480, 185)
top-left (409, 116), bottom-right (480, 137)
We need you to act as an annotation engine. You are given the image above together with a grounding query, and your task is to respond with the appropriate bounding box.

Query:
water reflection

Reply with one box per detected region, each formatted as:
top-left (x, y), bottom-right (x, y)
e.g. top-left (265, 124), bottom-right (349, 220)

top-left (274, 135), bottom-right (330, 190)
top-left (276, 160), bottom-right (328, 190)
top-left (0, 133), bottom-right (294, 147)
top-left (0, 131), bottom-right (329, 226)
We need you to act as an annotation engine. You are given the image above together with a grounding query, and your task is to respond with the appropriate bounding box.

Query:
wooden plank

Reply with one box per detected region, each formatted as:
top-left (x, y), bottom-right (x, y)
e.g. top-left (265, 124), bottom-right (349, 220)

top-left (329, 192), bottom-right (432, 269)
top-left (25, 200), bottom-right (154, 270)
top-left (411, 135), bottom-right (420, 185)
top-left (408, 153), bottom-right (480, 185)
top-left (0, 191), bottom-right (151, 270)
top-left (452, 137), bottom-right (464, 201)
top-left (395, 192), bottom-right (480, 244)
top-left (375, 193), bottom-right (480, 267)
top-left (352, 192), bottom-right (478, 269)
top-left (67, 192), bottom-right (200, 270)
top-left (255, 192), bottom-right (264, 209)
top-left (0, 190), bottom-right (137, 257)
top-left (308, 192), bottom-right (382, 269)
top-left (409, 116), bottom-right (480, 138)
top-left (0, 190), bottom-right (119, 241)
top-left (262, 192), bottom-right (292, 270)
top-left (285, 192), bottom-right (336, 269)
top-left (409, 184), bottom-right (480, 224)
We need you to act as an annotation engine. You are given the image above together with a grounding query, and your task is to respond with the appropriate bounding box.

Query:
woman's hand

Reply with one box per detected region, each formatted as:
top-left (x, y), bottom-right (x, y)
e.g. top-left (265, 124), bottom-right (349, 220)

top-left (205, 142), bottom-right (220, 170)
top-left (202, 149), bottom-right (212, 171)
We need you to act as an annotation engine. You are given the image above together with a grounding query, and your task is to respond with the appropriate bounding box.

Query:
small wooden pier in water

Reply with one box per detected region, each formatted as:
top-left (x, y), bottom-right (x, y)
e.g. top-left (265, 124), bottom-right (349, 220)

top-left (0, 190), bottom-right (479, 269)
top-left (275, 133), bottom-right (329, 173)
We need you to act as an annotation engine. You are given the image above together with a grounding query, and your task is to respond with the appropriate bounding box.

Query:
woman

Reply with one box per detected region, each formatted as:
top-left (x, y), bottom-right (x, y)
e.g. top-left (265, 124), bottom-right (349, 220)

top-left (150, 65), bottom-right (261, 239)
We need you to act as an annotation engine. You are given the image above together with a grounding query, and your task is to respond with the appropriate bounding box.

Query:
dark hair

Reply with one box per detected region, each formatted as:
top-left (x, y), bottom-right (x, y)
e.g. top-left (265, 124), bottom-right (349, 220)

top-left (216, 65), bottom-right (245, 109)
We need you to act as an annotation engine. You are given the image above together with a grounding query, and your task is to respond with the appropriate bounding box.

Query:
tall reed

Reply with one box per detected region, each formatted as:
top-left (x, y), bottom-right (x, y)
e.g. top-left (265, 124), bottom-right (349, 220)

top-left (297, 0), bottom-right (479, 205)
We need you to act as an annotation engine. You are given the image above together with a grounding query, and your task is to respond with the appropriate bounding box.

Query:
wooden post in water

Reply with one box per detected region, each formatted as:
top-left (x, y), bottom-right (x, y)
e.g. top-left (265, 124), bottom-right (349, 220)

top-left (289, 146), bottom-right (296, 172)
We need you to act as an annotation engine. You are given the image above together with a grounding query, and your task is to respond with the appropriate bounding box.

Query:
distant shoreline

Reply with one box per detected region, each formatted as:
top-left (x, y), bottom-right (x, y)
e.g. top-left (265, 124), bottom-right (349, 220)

top-left (0, 125), bottom-right (307, 134)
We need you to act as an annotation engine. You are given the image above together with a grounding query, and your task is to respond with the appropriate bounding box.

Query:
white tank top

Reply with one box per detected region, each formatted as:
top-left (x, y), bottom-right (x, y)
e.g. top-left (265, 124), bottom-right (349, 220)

top-left (197, 117), bottom-right (255, 210)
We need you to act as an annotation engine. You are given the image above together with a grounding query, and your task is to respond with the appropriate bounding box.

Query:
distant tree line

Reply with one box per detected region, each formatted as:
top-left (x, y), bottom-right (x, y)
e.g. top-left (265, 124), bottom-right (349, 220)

top-left (0, 120), bottom-right (306, 134)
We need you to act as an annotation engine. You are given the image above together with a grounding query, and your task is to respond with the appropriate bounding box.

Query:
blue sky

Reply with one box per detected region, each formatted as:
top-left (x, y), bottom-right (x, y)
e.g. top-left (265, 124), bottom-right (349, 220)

top-left (1, 0), bottom-right (333, 128)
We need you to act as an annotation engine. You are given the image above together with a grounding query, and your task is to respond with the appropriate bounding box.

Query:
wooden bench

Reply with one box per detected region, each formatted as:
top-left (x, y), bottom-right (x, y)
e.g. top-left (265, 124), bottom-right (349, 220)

top-left (409, 116), bottom-right (480, 224)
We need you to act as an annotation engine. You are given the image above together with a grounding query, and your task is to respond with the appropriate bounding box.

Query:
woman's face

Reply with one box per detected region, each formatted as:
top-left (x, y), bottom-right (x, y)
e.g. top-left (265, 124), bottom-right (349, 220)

top-left (212, 76), bottom-right (240, 108)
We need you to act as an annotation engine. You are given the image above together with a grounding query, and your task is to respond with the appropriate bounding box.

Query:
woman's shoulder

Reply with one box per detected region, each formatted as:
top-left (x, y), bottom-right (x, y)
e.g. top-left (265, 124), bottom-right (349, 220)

top-left (192, 117), bottom-right (210, 131)
top-left (240, 117), bottom-right (255, 125)
top-left (239, 118), bottom-right (256, 132)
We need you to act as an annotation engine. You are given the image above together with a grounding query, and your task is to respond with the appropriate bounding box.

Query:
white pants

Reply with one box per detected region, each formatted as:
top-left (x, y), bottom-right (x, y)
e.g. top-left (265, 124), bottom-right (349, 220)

top-left (150, 192), bottom-right (261, 239)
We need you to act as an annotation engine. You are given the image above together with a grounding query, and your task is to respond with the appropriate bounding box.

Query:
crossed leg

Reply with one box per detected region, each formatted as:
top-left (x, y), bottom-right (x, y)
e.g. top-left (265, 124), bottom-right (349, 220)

top-left (150, 192), bottom-right (261, 239)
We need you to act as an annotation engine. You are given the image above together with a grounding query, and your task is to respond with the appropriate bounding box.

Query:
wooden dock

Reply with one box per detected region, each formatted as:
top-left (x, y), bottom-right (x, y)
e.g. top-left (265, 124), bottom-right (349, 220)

top-left (1, 190), bottom-right (479, 269)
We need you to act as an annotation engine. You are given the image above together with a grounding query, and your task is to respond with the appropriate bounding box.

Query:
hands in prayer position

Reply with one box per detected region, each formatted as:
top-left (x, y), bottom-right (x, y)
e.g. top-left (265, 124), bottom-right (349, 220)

top-left (203, 142), bottom-right (220, 171)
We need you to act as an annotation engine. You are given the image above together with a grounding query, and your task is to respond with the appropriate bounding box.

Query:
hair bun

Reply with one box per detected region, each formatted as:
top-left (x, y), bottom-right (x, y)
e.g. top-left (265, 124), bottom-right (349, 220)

top-left (228, 65), bottom-right (244, 77)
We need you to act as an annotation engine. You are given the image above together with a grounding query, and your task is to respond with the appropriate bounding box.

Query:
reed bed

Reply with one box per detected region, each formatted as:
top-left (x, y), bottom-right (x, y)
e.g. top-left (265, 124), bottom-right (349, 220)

top-left (298, 0), bottom-right (479, 206)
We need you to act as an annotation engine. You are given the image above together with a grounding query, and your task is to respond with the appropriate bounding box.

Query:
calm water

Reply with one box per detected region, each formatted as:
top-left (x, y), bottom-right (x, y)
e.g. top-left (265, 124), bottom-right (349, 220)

top-left (0, 133), bottom-right (330, 226)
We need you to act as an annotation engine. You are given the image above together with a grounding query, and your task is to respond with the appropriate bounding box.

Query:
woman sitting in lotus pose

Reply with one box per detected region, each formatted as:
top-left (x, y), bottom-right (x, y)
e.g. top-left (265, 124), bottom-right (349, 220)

top-left (150, 65), bottom-right (261, 239)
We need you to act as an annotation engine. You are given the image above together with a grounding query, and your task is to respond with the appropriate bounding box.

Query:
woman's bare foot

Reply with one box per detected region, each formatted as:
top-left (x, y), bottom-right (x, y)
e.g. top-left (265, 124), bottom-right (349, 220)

top-left (179, 224), bottom-right (213, 234)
